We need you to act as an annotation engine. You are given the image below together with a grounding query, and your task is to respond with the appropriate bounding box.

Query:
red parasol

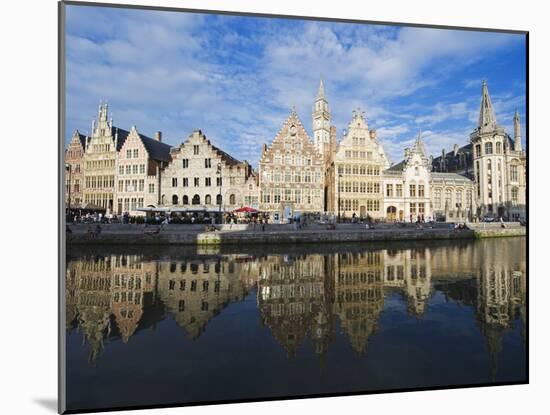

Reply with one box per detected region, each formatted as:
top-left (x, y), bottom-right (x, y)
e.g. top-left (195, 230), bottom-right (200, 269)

top-left (233, 206), bottom-right (258, 213)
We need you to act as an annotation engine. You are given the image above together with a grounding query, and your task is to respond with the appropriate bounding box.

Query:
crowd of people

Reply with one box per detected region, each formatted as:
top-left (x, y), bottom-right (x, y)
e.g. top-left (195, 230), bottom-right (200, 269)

top-left (66, 208), bottom-right (513, 237)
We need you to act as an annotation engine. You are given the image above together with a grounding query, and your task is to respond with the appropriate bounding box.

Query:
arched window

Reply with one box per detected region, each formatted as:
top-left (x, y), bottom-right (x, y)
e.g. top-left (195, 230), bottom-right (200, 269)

top-left (216, 194), bottom-right (222, 205)
top-left (510, 160), bottom-right (519, 181)
top-left (485, 142), bottom-right (493, 155)
top-left (161, 194), bottom-right (165, 205)
top-left (229, 194), bottom-right (236, 205)
top-left (205, 194), bottom-right (212, 205)
top-left (192, 194), bottom-right (200, 205)
top-left (496, 142), bottom-right (502, 154)
top-left (172, 195), bottom-right (178, 205)
top-left (445, 189), bottom-right (452, 207)
top-left (511, 187), bottom-right (518, 206)
top-left (182, 195), bottom-right (189, 205)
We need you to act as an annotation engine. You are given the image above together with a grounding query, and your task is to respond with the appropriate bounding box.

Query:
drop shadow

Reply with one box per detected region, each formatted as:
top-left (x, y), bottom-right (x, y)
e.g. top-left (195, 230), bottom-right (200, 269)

top-left (34, 398), bottom-right (57, 413)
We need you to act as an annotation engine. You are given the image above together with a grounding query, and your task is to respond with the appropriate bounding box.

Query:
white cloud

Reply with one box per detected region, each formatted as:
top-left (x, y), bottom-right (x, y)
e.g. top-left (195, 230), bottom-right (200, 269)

top-left (415, 102), bottom-right (470, 126)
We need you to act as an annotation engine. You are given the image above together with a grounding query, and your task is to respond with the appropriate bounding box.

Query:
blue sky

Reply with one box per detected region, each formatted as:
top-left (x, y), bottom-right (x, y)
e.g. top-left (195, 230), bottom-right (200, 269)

top-left (65, 4), bottom-right (526, 165)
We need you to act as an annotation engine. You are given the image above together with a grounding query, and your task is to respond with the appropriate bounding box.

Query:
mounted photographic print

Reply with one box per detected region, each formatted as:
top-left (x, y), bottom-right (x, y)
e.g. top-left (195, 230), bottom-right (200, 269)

top-left (59, 1), bottom-right (528, 413)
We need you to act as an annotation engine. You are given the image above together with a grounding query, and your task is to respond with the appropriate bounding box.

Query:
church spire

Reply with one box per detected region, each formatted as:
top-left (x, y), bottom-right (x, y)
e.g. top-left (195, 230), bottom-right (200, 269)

top-left (316, 77), bottom-right (326, 100)
top-left (514, 108), bottom-right (522, 152)
top-left (478, 80), bottom-right (497, 130)
top-left (312, 77), bottom-right (331, 160)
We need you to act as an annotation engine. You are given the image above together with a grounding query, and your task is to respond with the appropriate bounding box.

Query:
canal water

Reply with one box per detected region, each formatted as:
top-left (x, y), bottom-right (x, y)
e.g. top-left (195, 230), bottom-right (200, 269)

top-left (65, 238), bottom-right (527, 411)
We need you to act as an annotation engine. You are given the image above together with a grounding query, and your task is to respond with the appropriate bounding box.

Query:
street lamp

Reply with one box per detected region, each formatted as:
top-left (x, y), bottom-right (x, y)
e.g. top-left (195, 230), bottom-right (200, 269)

top-left (337, 173), bottom-right (342, 223)
top-left (65, 163), bottom-right (72, 218)
top-left (217, 163), bottom-right (222, 224)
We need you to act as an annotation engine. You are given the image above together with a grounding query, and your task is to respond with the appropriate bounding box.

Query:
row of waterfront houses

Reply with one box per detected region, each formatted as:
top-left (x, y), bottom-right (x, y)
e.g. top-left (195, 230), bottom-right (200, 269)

top-left (65, 80), bottom-right (526, 222)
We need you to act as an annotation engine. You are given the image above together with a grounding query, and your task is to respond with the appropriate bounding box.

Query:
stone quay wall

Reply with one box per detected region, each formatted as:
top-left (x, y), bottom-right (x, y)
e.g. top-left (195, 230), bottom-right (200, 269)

top-left (466, 222), bottom-right (527, 238)
top-left (65, 222), bottom-right (525, 246)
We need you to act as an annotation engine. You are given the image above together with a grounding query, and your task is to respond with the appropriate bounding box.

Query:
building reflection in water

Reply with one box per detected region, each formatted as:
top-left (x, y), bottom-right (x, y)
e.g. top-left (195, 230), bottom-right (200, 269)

top-left (66, 239), bottom-right (526, 376)
top-left (257, 254), bottom-right (334, 361)
top-left (157, 255), bottom-right (257, 338)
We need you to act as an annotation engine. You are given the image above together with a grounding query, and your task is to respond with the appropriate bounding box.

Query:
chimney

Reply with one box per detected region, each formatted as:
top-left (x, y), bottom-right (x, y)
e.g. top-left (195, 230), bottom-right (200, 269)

top-left (155, 131), bottom-right (162, 142)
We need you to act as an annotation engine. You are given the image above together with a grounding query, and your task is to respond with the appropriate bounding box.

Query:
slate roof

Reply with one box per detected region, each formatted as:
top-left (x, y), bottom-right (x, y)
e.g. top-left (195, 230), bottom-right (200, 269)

top-left (211, 144), bottom-right (242, 167)
top-left (432, 172), bottom-right (474, 181)
top-left (431, 143), bottom-right (473, 173)
top-left (386, 160), bottom-right (405, 172)
top-left (431, 133), bottom-right (516, 174)
top-left (138, 133), bottom-right (172, 163)
top-left (111, 126), bottom-right (130, 152)
top-left (77, 132), bottom-right (87, 149)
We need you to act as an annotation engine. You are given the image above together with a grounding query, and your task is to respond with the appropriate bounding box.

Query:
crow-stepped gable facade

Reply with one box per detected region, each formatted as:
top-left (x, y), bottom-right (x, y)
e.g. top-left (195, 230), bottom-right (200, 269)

top-left (160, 129), bottom-right (255, 215)
top-left (259, 109), bottom-right (325, 222)
top-left (65, 130), bottom-right (87, 209)
top-left (115, 126), bottom-right (172, 216)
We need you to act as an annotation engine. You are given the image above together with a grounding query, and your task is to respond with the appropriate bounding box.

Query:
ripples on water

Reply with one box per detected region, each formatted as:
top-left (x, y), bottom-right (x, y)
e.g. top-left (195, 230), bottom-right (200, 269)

top-left (65, 238), bottom-right (526, 411)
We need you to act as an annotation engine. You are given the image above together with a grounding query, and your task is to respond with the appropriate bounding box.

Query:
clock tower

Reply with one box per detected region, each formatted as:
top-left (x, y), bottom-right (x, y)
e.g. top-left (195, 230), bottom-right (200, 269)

top-left (312, 78), bottom-right (332, 158)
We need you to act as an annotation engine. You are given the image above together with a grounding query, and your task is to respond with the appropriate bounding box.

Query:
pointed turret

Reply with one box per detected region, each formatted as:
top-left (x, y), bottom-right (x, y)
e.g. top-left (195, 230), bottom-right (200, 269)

top-left (312, 77), bottom-right (331, 159)
top-left (478, 80), bottom-right (497, 130)
top-left (514, 108), bottom-right (522, 152)
top-left (411, 130), bottom-right (427, 157)
top-left (316, 78), bottom-right (326, 100)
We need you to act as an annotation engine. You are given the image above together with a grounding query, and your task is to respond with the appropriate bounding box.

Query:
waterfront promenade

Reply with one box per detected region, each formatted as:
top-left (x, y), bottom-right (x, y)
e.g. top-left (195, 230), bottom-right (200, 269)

top-left (65, 221), bottom-right (525, 245)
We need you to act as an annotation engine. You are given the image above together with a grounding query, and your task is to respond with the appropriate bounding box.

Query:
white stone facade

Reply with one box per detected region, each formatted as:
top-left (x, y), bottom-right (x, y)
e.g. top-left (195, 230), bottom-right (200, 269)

top-left (335, 110), bottom-right (390, 220)
top-left (82, 104), bottom-right (121, 214)
top-left (159, 129), bottom-right (254, 218)
top-left (470, 81), bottom-right (526, 220)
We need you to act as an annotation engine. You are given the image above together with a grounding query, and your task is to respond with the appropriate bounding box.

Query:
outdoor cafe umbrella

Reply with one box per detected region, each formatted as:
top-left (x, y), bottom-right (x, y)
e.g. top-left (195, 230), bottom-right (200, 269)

top-left (233, 206), bottom-right (258, 213)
